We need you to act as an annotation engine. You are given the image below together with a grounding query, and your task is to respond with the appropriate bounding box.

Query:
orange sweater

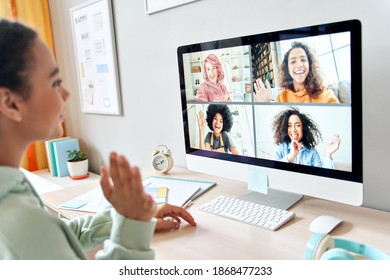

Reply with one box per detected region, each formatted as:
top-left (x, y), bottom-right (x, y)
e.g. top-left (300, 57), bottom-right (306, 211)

top-left (276, 88), bottom-right (340, 103)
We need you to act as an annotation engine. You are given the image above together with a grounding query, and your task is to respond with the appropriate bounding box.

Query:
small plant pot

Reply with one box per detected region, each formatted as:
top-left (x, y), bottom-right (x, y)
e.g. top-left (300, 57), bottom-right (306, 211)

top-left (67, 159), bottom-right (89, 179)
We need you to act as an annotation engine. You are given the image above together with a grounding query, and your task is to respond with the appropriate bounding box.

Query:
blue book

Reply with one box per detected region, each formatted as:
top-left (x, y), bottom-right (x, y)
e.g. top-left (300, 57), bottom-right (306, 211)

top-left (52, 138), bottom-right (80, 177)
top-left (45, 137), bottom-right (70, 176)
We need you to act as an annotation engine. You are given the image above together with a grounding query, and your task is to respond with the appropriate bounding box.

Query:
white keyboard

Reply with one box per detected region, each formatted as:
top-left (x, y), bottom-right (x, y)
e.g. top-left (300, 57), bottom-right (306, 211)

top-left (199, 195), bottom-right (295, 231)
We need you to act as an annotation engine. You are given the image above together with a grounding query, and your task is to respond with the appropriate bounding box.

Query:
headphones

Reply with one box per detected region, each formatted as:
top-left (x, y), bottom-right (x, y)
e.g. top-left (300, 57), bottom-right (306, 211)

top-left (305, 233), bottom-right (390, 260)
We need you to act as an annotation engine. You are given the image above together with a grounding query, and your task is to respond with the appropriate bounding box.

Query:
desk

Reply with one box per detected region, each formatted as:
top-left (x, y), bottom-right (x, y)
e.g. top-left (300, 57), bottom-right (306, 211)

top-left (27, 169), bottom-right (101, 219)
top-left (36, 167), bottom-right (390, 260)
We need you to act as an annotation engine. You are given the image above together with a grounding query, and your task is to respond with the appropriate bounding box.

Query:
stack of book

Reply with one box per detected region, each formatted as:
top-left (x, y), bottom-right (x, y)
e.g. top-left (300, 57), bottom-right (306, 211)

top-left (45, 137), bottom-right (80, 177)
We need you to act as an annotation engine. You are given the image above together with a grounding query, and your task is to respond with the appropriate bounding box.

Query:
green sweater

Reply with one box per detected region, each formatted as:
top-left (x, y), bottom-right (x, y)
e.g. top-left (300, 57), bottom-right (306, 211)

top-left (0, 167), bottom-right (156, 260)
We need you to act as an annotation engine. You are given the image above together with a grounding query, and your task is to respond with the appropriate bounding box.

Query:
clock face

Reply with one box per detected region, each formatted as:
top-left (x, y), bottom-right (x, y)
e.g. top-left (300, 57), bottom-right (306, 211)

top-left (153, 154), bottom-right (168, 171)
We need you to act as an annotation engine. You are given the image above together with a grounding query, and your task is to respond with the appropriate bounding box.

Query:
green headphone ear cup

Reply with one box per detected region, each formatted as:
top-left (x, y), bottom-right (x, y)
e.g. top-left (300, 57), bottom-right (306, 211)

top-left (306, 233), bottom-right (390, 260)
top-left (320, 248), bottom-right (355, 260)
top-left (313, 234), bottom-right (334, 260)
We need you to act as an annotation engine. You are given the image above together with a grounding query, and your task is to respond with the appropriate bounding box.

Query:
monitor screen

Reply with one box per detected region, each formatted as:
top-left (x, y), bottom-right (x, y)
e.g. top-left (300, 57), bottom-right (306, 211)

top-left (177, 19), bottom-right (362, 207)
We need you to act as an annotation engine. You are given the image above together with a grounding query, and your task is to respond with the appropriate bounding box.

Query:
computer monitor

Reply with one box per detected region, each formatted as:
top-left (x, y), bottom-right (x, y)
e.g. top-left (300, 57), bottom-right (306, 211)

top-left (177, 19), bottom-right (362, 209)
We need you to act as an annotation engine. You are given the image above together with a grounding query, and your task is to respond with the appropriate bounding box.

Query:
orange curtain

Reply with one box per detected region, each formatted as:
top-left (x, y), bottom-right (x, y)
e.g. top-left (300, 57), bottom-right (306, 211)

top-left (1, 0), bottom-right (65, 171)
top-left (0, 0), bottom-right (15, 18)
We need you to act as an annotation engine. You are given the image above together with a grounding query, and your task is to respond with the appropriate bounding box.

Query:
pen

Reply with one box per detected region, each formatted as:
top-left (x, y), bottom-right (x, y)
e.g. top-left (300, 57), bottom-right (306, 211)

top-left (183, 200), bottom-right (193, 209)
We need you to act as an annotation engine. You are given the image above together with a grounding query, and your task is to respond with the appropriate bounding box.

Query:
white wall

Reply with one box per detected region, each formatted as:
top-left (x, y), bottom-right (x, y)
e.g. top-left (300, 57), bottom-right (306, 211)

top-left (48, 0), bottom-right (390, 211)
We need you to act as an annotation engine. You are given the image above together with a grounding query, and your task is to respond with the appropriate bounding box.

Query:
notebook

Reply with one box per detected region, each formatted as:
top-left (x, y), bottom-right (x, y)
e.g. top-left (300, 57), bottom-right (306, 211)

top-left (58, 176), bottom-right (210, 212)
top-left (142, 176), bottom-right (210, 207)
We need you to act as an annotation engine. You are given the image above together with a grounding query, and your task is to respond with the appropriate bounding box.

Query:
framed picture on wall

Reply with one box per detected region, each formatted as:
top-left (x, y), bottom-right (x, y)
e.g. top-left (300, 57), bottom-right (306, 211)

top-left (145, 0), bottom-right (199, 14)
top-left (70, 0), bottom-right (122, 115)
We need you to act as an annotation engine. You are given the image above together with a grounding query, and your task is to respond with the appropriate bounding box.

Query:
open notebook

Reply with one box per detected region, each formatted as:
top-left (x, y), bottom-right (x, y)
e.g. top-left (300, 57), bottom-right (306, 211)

top-left (59, 176), bottom-right (216, 213)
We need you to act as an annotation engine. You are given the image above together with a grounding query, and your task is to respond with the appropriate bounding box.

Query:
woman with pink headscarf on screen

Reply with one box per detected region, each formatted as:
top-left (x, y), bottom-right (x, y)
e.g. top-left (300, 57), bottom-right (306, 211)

top-left (195, 54), bottom-right (231, 102)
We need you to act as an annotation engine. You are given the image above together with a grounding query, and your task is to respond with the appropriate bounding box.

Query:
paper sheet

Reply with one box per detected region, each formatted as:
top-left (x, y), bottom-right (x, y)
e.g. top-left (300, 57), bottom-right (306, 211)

top-left (58, 176), bottom-right (212, 213)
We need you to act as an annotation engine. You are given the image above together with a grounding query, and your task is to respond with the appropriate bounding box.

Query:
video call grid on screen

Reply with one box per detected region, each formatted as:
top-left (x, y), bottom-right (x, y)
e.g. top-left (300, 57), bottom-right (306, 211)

top-left (178, 20), bottom-right (362, 182)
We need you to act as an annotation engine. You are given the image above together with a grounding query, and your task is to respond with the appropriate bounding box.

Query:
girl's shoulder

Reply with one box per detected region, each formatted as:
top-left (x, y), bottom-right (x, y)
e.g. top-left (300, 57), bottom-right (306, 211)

top-left (322, 87), bottom-right (340, 103)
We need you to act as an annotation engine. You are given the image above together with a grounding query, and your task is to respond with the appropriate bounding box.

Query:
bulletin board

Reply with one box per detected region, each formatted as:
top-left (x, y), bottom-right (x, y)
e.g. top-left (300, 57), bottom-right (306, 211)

top-left (70, 0), bottom-right (122, 115)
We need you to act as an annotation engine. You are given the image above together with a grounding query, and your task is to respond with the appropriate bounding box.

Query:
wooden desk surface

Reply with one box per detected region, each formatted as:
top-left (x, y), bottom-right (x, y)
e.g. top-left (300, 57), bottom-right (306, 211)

top-left (39, 167), bottom-right (390, 260)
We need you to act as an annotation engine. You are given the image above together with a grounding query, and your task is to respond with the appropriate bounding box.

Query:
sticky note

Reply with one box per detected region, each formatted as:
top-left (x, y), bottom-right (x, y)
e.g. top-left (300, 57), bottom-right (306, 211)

top-left (156, 187), bottom-right (168, 198)
top-left (59, 199), bottom-right (87, 209)
top-left (145, 187), bottom-right (168, 204)
top-left (248, 166), bottom-right (268, 194)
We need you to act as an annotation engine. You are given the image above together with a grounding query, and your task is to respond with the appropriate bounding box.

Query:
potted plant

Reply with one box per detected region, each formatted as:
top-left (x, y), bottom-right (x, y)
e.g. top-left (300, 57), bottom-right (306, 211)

top-left (66, 149), bottom-right (89, 179)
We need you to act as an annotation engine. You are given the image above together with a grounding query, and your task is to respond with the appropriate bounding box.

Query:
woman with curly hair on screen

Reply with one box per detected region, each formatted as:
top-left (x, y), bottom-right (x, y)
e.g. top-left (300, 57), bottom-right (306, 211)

top-left (254, 41), bottom-right (340, 103)
top-left (272, 107), bottom-right (340, 169)
top-left (196, 104), bottom-right (239, 154)
top-left (195, 54), bottom-right (231, 102)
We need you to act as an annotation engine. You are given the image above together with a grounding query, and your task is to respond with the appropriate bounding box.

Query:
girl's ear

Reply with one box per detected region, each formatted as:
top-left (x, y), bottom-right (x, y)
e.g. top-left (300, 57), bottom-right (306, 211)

top-left (0, 88), bottom-right (23, 122)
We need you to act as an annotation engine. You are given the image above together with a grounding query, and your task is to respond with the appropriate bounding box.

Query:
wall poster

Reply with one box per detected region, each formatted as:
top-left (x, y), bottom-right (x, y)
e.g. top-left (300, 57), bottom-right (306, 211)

top-left (70, 0), bottom-right (122, 115)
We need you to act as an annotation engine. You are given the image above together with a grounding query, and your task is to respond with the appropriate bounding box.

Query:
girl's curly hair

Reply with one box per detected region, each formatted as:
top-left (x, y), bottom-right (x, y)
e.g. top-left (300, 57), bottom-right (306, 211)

top-left (206, 104), bottom-right (233, 132)
top-left (278, 41), bottom-right (324, 97)
top-left (272, 107), bottom-right (322, 148)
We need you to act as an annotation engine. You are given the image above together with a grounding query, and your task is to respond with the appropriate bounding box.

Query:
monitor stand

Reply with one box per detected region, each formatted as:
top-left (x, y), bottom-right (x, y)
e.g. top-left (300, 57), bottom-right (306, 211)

top-left (238, 189), bottom-right (303, 210)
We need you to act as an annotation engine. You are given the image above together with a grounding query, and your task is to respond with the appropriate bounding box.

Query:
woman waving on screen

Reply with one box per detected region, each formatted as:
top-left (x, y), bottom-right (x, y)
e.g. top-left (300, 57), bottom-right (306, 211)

top-left (254, 42), bottom-right (340, 103)
top-left (272, 107), bottom-right (340, 169)
top-left (197, 104), bottom-right (239, 154)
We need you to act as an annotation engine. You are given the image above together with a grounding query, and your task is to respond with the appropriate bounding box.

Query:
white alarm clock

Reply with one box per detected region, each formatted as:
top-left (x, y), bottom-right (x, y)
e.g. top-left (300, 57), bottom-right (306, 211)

top-left (151, 145), bottom-right (174, 173)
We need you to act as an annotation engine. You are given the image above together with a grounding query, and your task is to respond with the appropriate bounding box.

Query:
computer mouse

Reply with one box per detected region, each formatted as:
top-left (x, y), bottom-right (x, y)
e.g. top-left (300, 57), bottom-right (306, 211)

top-left (309, 215), bottom-right (343, 234)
